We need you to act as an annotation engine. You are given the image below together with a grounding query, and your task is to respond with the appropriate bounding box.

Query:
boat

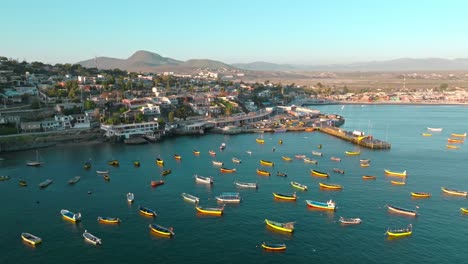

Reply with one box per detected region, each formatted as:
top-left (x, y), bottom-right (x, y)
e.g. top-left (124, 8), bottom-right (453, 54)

top-left (319, 182), bottom-right (343, 190)
top-left (386, 204), bottom-right (417, 217)
top-left (246, 150), bottom-right (252, 155)
top-left (139, 206), bottom-right (157, 217)
top-left (448, 138), bottom-right (464, 143)
top-left (360, 162), bottom-right (370, 167)
top-left (260, 159), bottom-right (274, 166)
top-left (339, 217), bottom-right (362, 225)
top-left (391, 180), bottom-right (406, 185)
top-left (26, 150), bottom-right (42, 167)
top-left (0, 175), bottom-right (10, 181)
top-left (107, 160), bottom-right (119, 166)
top-left (411, 192), bottom-right (431, 198)
top-left (451, 132), bottom-right (467, 138)
top-left (386, 224), bottom-right (412, 238)
top-left (312, 151), bottom-right (323, 157)
top-left (360, 159), bottom-right (370, 163)
top-left (422, 133), bottom-right (432, 137)
top-left (276, 171), bottom-right (287, 177)
top-left (96, 170), bottom-right (109, 174)
top-left (97, 216), bottom-right (121, 224)
top-left (441, 187), bottom-right (468, 197)
top-left (151, 180), bottom-right (165, 187)
top-left (278, 139), bottom-right (283, 144)
top-left (460, 208), bottom-right (468, 214)
top-left (162, 169), bottom-right (172, 176)
top-left (215, 192), bottom-right (241, 203)
top-left (84, 161), bottom-right (92, 169)
top-left (427, 127), bottom-right (443, 132)
top-left (264, 219), bottom-right (295, 233)
top-left (306, 200), bottom-right (336, 211)
top-left (181, 193), bottom-right (200, 203)
top-left (282, 156), bottom-right (292, 162)
top-left (333, 168), bottom-right (345, 174)
top-left (330, 157), bottom-right (341, 162)
top-left (21, 233), bottom-right (42, 245)
top-left (156, 158), bottom-right (164, 166)
top-left (256, 138), bottom-right (265, 144)
top-left (212, 161), bottom-right (224, 166)
top-left (261, 242), bottom-right (286, 251)
top-left (149, 223), bottom-right (174, 237)
top-left (133, 160), bottom-right (140, 167)
top-left (290, 181), bottom-right (308, 191)
top-left (447, 145), bottom-right (460, 149)
top-left (127, 192), bottom-right (134, 203)
top-left (256, 169), bottom-right (271, 176)
top-left (384, 169), bottom-right (407, 177)
top-left (19, 179), bottom-right (27, 187)
top-left (294, 154), bottom-right (306, 159)
top-left (61, 209), bottom-right (81, 222)
top-left (303, 157), bottom-right (318, 164)
top-left (174, 154), bottom-right (182, 160)
top-left (193, 150), bottom-right (200, 155)
top-left (310, 169), bottom-right (329, 178)
top-left (103, 174), bottom-right (110, 181)
top-left (83, 230), bottom-right (102, 245)
top-left (195, 204), bottom-right (224, 215)
top-left (345, 151), bottom-right (360, 156)
top-left (209, 150), bottom-right (216, 156)
top-left (273, 192), bottom-right (297, 201)
top-left (219, 142), bottom-right (226, 150)
top-left (220, 167), bottom-right (237, 173)
top-left (39, 179), bottom-right (53, 189)
top-left (194, 174), bottom-right (213, 184)
top-left (232, 157), bottom-right (241, 164)
top-left (234, 181), bottom-right (258, 189)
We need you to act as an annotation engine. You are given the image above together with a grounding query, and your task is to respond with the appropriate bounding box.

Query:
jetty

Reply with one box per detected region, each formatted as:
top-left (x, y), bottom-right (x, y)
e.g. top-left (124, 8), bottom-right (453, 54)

top-left (318, 126), bottom-right (391, 149)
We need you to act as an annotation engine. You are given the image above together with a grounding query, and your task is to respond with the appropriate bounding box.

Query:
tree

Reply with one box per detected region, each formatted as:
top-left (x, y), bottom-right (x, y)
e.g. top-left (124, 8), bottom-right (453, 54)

top-left (84, 100), bottom-right (96, 110)
top-left (30, 98), bottom-right (40, 109)
top-left (168, 111), bottom-right (175, 122)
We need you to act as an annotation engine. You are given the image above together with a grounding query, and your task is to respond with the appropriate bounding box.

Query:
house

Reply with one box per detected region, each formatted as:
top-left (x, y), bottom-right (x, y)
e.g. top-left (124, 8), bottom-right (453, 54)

top-left (140, 104), bottom-right (161, 115)
top-left (41, 119), bottom-right (63, 131)
top-left (71, 114), bottom-right (91, 129)
top-left (55, 115), bottom-right (74, 129)
top-left (20, 121), bottom-right (42, 133)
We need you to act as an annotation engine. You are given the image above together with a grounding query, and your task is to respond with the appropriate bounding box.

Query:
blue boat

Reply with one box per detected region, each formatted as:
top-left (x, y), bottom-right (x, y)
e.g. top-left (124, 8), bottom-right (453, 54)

top-left (139, 206), bottom-right (157, 217)
top-left (61, 209), bottom-right (82, 222)
top-left (305, 200), bottom-right (336, 211)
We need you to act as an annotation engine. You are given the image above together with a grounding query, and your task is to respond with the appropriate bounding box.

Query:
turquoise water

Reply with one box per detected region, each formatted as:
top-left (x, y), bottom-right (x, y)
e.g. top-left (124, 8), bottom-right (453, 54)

top-left (1, 105), bottom-right (468, 263)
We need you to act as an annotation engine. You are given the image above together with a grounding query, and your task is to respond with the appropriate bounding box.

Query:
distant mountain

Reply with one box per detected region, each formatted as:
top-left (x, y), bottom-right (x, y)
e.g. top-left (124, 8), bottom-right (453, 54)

top-left (232, 61), bottom-right (297, 71)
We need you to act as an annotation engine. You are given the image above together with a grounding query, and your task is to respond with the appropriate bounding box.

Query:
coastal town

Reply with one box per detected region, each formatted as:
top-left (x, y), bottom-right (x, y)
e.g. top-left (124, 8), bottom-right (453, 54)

top-left (0, 56), bottom-right (466, 151)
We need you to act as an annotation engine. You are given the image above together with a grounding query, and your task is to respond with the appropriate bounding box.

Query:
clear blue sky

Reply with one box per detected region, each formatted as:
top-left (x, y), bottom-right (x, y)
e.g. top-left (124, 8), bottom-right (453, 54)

top-left (3, 0), bottom-right (468, 65)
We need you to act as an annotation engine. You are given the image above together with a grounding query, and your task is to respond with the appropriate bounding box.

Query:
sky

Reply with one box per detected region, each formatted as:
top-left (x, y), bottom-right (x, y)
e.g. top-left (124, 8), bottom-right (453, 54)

top-left (3, 0), bottom-right (468, 65)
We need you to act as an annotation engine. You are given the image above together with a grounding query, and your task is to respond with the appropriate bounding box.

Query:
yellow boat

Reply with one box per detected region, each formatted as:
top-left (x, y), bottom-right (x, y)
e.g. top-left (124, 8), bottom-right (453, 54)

top-left (391, 180), bottom-right (406, 185)
top-left (282, 156), bottom-right (292, 162)
top-left (310, 169), bottom-right (329, 178)
top-left (195, 205), bottom-right (224, 215)
top-left (319, 182), bottom-right (343, 190)
top-left (386, 224), bottom-right (412, 238)
top-left (345, 151), bottom-right (360, 156)
top-left (411, 192), bottom-right (431, 198)
top-left (441, 187), bottom-right (468, 197)
top-left (256, 169), bottom-right (271, 176)
top-left (220, 167), bottom-right (236, 173)
top-left (193, 150), bottom-right (200, 155)
top-left (261, 242), bottom-right (286, 251)
top-left (460, 208), bottom-right (468, 214)
top-left (448, 138), bottom-right (464, 143)
top-left (107, 160), bottom-right (119, 166)
top-left (97, 216), bottom-right (121, 224)
top-left (21, 233), bottom-right (42, 246)
top-left (422, 133), bottom-right (432, 137)
top-left (362, 175), bottom-right (376, 180)
top-left (384, 169), bottom-right (407, 177)
top-left (149, 224), bottom-right (174, 237)
top-left (447, 145), bottom-right (460, 149)
top-left (273, 192), bottom-right (297, 201)
top-left (360, 162), bottom-right (370, 167)
top-left (452, 132), bottom-right (467, 138)
top-left (256, 138), bottom-right (265, 144)
top-left (291, 181), bottom-right (308, 191)
top-left (174, 154), bottom-right (182, 160)
top-left (156, 158), bottom-right (164, 166)
top-left (260, 159), bottom-right (274, 166)
top-left (264, 219), bottom-right (295, 233)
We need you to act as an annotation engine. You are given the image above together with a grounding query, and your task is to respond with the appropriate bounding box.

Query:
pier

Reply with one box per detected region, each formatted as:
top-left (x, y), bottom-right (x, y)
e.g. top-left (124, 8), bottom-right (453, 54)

top-left (318, 126), bottom-right (391, 150)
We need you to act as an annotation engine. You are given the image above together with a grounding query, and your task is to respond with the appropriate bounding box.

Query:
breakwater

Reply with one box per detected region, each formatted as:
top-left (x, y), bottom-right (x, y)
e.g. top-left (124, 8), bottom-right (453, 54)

top-left (318, 126), bottom-right (391, 149)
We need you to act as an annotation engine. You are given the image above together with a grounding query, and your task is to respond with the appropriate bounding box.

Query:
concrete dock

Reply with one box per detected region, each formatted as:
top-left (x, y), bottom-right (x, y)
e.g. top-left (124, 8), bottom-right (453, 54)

top-left (317, 126), bottom-right (391, 150)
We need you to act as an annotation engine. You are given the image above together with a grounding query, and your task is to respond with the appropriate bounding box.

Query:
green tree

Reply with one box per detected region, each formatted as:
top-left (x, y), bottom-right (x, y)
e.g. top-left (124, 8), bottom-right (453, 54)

top-left (168, 111), bottom-right (175, 122)
top-left (84, 100), bottom-right (96, 110)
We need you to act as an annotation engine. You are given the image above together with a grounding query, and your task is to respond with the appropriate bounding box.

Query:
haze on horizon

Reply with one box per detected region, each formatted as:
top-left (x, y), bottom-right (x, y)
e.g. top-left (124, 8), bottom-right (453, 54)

top-left (3, 0), bottom-right (468, 66)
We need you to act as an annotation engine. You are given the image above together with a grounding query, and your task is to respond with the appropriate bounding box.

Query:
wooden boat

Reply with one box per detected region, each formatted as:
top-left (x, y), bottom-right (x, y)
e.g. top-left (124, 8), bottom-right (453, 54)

top-left (19, 179), bottom-right (27, 187)
top-left (276, 171), bottom-right (287, 177)
top-left (133, 160), bottom-right (140, 167)
top-left (460, 207), bottom-right (468, 214)
top-left (162, 169), bottom-right (172, 176)
top-left (290, 181), bottom-right (307, 191)
top-left (386, 224), bottom-right (412, 238)
top-left (362, 175), bottom-right (376, 180)
top-left (193, 150), bottom-right (200, 155)
top-left (294, 154), bottom-right (306, 159)
top-left (232, 157), bottom-right (241, 164)
top-left (261, 242), bottom-right (286, 251)
top-left (216, 192), bottom-right (241, 203)
top-left (151, 180), bottom-right (165, 187)
top-left (345, 151), bottom-right (360, 156)
top-left (330, 156), bottom-right (341, 162)
top-left (194, 174), bottom-right (213, 184)
top-left (149, 223), bottom-right (174, 236)
top-left (422, 133), bottom-right (432, 137)
top-left (411, 192), bottom-right (431, 198)
top-left (107, 160), bottom-right (119, 166)
top-left (83, 230), bottom-right (102, 245)
top-left (139, 206), bottom-right (157, 217)
top-left (264, 219), bottom-right (295, 233)
top-left (97, 216), bottom-right (121, 224)
top-left (339, 217), bottom-right (362, 225)
top-left (273, 192), bottom-right (297, 201)
top-left (306, 200), bottom-right (336, 211)
top-left (127, 192), bottom-right (134, 203)
top-left (234, 181), bottom-right (258, 189)
top-left (96, 170), bottom-right (109, 174)
top-left (447, 145), bottom-right (460, 149)
top-left (303, 157), bottom-right (318, 164)
top-left (391, 180), bottom-right (406, 185)
top-left (310, 169), bottom-right (329, 178)
top-left (0, 175), bottom-right (10, 181)
top-left (441, 187), bottom-right (468, 197)
top-left (319, 182), bottom-right (343, 190)
top-left (195, 204), bottom-right (224, 215)
top-left (26, 150), bottom-right (42, 167)
top-left (256, 138), bottom-right (265, 144)
top-left (212, 161), bottom-right (224, 166)
top-left (174, 154), bottom-right (182, 160)
top-left (448, 138), bottom-right (464, 143)
top-left (156, 158), bottom-right (164, 166)
top-left (360, 159), bottom-right (371, 163)
top-left (260, 159), bottom-right (274, 166)
top-left (312, 151), bottom-right (323, 157)
top-left (360, 162), bottom-right (370, 167)
top-left (282, 156), bottom-right (292, 162)
top-left (384, 169), bottom-right (407, 177)
top-left (220, 167), bottom-right (236, 173)
top-left (209, 150), bottom-right (216, 156)
top-left (39, 179), bottom-right (53, 189)
top-left (451, 132), bottom-right (467, 138)
top-left (181, 193), bottom-right (200, 203)
top-left (256, 169), bottom-right (271, 176)
top-left (386, 204), bottom-right (417, 217)
top-left (21, 232), bottom-right (42, 245)
top-left (427, 127), bottom-right (443, 132)
top-left (103, 174), bottom-right (110, 181)
top-left (61, 209), bottom-right (81, 222)
top-left (333, 168), bottom-right (345, 174)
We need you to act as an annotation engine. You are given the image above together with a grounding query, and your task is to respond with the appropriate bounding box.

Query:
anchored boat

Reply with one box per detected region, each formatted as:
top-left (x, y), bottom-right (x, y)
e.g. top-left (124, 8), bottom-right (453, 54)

top-left (21, 233), bottom-right (42, 245)
top-left (310, 169), bottom-right (329, 178)
top-left (216, 192), bottom-right (241, 203)
top-left (196, 204), bottom-right (224, 215)
top-left (290, 181), bottom-right (307, 191)
top-left (234, 181), bottom-right (258, 189)
top-left (61, 209), bottom-right (81, 222)
top-left (306, 200), bottom-right (336, 211)
top-left (149, 224), bottom-right (175, 237)
top-left (260, 159), bottom-right (274, 166)
top-left (261, 242), bottom-right (286, 251)
top-left (384, 169), bottom-right (407, 177)
top-left (83, 230), bottom-right (102, 245)
top-left (97, 216), bottom-right (121, 224)
top-left (339, 217), bottom-right (362, 225)
top-left (411, 192), bottom-right (431, 198)
top-left (273, 192), bottom-right (297, 201)
top-left (181, 193), bottom-right (200, 204)
top-left (139, 206), bottom-right (157, 217)
top-left (386, 204), bottom-right (417, 217)
top-left (194, 174), bottom-right (213, 184)
top-left (256, 169), bottom-right (271, 176)
top-left (319, 182), bottom-right (343, 190)
top-left (386, 224), bottom-right (412, 238)
top-left (264, 219), bottom-right (295, 233)
top-left (441, 187), bottom-right (468, 197)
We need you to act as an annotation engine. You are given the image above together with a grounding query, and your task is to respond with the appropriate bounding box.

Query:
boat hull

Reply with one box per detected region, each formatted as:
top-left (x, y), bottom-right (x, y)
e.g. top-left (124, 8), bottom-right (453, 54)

top-left (306, 200), bottom-right (335, 211)
top-left (265, 219), bottom-right (294, 233)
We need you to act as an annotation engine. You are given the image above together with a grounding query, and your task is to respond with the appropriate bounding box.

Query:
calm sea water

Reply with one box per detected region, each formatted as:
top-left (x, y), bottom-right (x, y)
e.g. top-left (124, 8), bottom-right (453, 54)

top-left (1, 105), bottom-right (468, 264)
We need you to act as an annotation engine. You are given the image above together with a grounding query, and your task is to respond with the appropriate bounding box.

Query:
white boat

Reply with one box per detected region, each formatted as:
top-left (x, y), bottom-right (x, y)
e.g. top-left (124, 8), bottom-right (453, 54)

top-left (83, 230), bottom-right (102, 245)
top-left (246, 150), bottom-right (252, 155)
top-left (127, 192), bottom-right (134, 203)
top-left (60, 209), bottom-right (81, 222)
top-left (427, 127), bottom-right (443, 132)
top-left (303, 157), bottom-right (318, 164)
top-left (68, 176), bottom-right (81, 184)
top-left (312, 151), bottom-right (323, 157)
top-left (181, 192), bottom-right (200, 203)
top-left (220, 142), bottom-right (226, 150)
top-left (234, 181), bottom-right (258, 189)
top-left (339, 217), bottom-right (362, 225)
top-left (232, 157), bottom-right (242, 164)
top-left (96, 170), bottom-right (109, 174)
top-left (21, 232), bottom-right (42, 245)
top-left (212, 161), bottom-right (224, 166)
top-left (215, 192), bottom-right (241, 203)
top-left (26, 150), bottom-right (42, 167)
top-left (194, 174), bottom-right (213, 184)
top-left (39, 179), bottom-right (53, 188)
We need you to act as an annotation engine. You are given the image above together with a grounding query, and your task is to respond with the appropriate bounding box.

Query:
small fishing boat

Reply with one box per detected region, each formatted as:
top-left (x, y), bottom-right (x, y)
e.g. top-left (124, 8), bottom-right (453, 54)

top-left (310, 169), bottom-right (329, 178)
top-left (209, 150), bottom-right (216, 156)
top-left (276, 171), bottom-right (287, 177)
top-left (312, 151), bottom-right (323, 157)
top-left (103, 174), bottom-right (110, 181)
top-left (133, 160), bottom-right (140, 167)
top-left (362, 175), bottom-right (376, 180)
top-left (273, 192), bottom-right (297, 201)
top-left (139, 206), bottom-right (157, 217)
top-left (193, 150), bottom-right (200, 155)
top-left (260, 159), bottom-right (274, 166)
top-left (220, 167), bottom-right (237, 173)
top-left (84, 161), bottom-right (92, 169)
top-left (411, 192), bottom-right (431, 198)
top-left (256, 169), bottom-right (271, 176)
top-left (149, 224), bottom-right (174, 236)
top-left (306, 200), bottom-right (336, 211)
top-left (384, 169), bottom-right (407, 177)
top-left (0, 175), bottom-right (10, 181)
top-left (422, 133), bottom-right (432, 137)
top-left (39, 179), bottom-right (53, 189)
top-left (234, 181), bottom-right (258, 189)
top-left (246, 150), bottom-right (252, 155)
top-left (282, 156), bottom-right (292, 162)
top-left (303, 157), bottom-right (318, 164)
top-left (19, 179), bottom-right (27, 187)
top-left (256, 138), bottom-right (265, 144)
top-left (460, 208), bottom-right (468, 214)
top-left (83, 230), bottom-right (102, 245)
top-left (232, 157), bottom-right (241, 164)
top-left (174, 154), bottom-right (182, 160)
top-left (107, 160), bottom-right (119, 166)
top-left (181, 193), bottom-right (200, 203)
top-left (345, 151), bottom-right (360, 156)
top-left (212, 161), bottom-right (224, 166)
top-left (21, 233), bottom-right (42, 245)
top-left (330, 156), bottom-right (341, 162)
top-left (448, 138), bottom-right (464, 143)
top-left (194, 174), bottom-right (213, 184)
top-left (441, 187), bottom-right (468, 197)
top-left (278, 139), bottom-right (283, 144)
top-left (391, 180), bottom-right (406, 185)
top-left (451, 132), bottom-right (467, 138)
top-left (61, 209), bottom-right (81, 222)
top-left (339, 217), bottom-right (362, 225)
top-left (333, 168), bottom-right (345, 174)
top-left (319, 182), bottom-right (343, 190)
top-left (97, 216), bottom-right (121, 224)
top-left (26, 150), bottom-right (42, 167)
top-left (386, 224), bottom-right (412, 238)
top-left (216, 192), bottom-right (241, 203)
top-left (294, 154), bottom-right (306, 159)
top-left (261, 242), bottom-right (286, 251)
top-left (446, 145), bottom-right (460, 149)
top-left (290, 181), bottom-right (307, 191)
top-left (219, 142), bottom-right (226, 150)
top-left (360, 162), bottom-right (370, 167)
top-left (162, 169), bottom-right (172, 176)
top-left (360, 159), bottom-right (371, 163)
top-left (156, 158), bottom-right (164, 166)
top-left (195, 204), bottom-right (224, 215)
top-left (96, 170), bottom-right (109, 174)
top-left (151, 180), bottom-right (165, 187)
top-left (427, 127), bottom-right (443, 132)
top-left (127, 192), bottom-right (134, 203)
top-left (265, 219), bottom-right (295, 233)
top-left (386, 204), bottom-right (417, 217)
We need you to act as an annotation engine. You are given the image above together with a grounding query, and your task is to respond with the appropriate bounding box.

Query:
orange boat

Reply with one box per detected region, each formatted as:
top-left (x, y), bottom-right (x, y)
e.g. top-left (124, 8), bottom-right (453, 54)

top-left (362, 175), bottom-right (376, 180)
top-left (391, 180), bottom-right (406, 185)
top-left (448, 138), bottom-right (464, 143)
top-left (151, 180), bottom-right (164, 187)
top-left (220, 167), bottom-right (236, 173)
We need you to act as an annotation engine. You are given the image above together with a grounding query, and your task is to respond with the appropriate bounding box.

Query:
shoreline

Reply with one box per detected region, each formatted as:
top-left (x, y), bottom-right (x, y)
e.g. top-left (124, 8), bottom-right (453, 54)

top-left (336, 101), bottom-right (468, 106)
